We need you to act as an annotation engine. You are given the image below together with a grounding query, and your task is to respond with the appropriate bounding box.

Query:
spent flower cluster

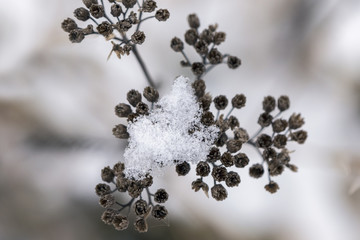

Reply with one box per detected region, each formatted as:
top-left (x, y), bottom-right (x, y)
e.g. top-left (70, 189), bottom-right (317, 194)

top-left (62, 2), bottom-right (308, 233)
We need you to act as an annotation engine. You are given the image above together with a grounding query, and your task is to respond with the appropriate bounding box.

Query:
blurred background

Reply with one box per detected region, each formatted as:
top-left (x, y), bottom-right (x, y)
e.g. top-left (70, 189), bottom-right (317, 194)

top-left (1, 0), bottom-right (360, 239)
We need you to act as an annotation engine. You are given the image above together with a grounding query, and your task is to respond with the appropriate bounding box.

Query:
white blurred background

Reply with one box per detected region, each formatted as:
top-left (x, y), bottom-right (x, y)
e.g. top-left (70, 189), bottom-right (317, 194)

top-left (1, 0), bottom-right (360, 239)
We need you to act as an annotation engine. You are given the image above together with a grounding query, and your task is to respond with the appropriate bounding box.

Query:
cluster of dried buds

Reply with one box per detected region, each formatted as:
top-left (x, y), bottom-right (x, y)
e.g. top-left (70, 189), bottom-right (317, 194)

top-left (61, 0), bottom-right (169, 59)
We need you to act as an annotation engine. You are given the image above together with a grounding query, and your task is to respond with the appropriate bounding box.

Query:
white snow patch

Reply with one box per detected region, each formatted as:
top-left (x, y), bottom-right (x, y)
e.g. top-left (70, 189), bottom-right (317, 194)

top-left (123, 76), bottom-right (219, 179)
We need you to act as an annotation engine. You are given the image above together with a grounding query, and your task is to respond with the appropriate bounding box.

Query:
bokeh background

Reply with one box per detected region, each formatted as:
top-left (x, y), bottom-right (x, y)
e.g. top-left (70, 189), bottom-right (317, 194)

top-left (1, 0), bottom-right (360, 239)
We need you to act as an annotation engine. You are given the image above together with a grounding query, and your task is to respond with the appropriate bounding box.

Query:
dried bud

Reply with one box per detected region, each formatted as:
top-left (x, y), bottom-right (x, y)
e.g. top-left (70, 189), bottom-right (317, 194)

top-left (127, 89), bottom-right (142, 107)
top-left (97, 21), bottom-right (113, 37)
top-left (277, 95), bottom-right (290, 111)
top-left (110, 4), bottom-right (122, 17)
top-left (99, 194), bottom-right (115, 208)
top-left (188, 13), bottom-right (200, 28)
top-left (127, 180), bottom-right (143, 198)
top-left (273, 134), bottom-right (287, 148)
top-left (115, 20), bottom-right (132, 33)
top-left (184, 29), bottom-right (198, 45)
top-left (101, 166), bottom-right (115, 183)
top-left (234, 127), bottom-right (249, 143)
top-left (122, 0), bottom-right (137, 8)
top-left (135, 102), bottom-right (149, 115)
top-left (211, 184), bottom-right (228, 201)
top-left (214, 32), bottom-right (226, 45)
top-left (191, 62), bottom-right (205, 76)
top-left (215, 132), bottom-right (228, 147)
top-left (289, 113), bottom-right (305, 130)
top-left (212, 166), bottom-right (227, 182)
top-left (134, 199), bottom-right (149, 216)
top-left (231, 94), bottom-right (246, 109)
top-left (258, 112), bottom-right (273, 127)
top-left (82, 24), bottom-right (94, 34)
top-left (170, 37), bottom-right (184, 52)
top-left (290, 130), bottom-right (307, 144)
top-left (207, 147), bottom-right (221, 163)
top-left (256, 134), bottom-right (272, 148)
top-left (113, 162), bottom-right (125, 176)
top-left (225, 171), bottom-right (241, 187)
top-left (142, 0), bottom-right (157, 12)
top-left (82, 0), bottom-right (98, 8)
top-left (154, 189), bottom-right (169, 203)
top-left (228, 116), bottom-right (239, 130)
top-left (196, 161), bottom-right (211, 177)
top-left (207, 48), bottom-right (223, 64)
top-left (176, 161), bottom-right (190, 176)
top-left (192, 179), bottom-right (209, 197)
top-left (201, 111), bottom-right (215, 126)
top-left (89, 4), bottom-right (104, 18)
top-left (227, 56), bottom-right (241, 69)
top-left (101, 209), bottom-right (116, 225)
top-left (112, 214), bottom-right (129, 230)
top-left (112, 124), bottom-right (129, 139)
top-left (134, 217), bottom-right (148, 233)
top-left (74, 7), bottom-right (90, 21)
top-left (115, 103), bottom-right (132, 118)
top-left (272, 119), bottom-right (288, 133)
top-left (213, 95), bottom-right (228, 110)
top-left (262, 96), bottom-right (276, 113)
top-left (262, 147), bottom-right (277, 160)
top-left (265, 181), bottom-right (280, 194)
top-left (69, 29), bottom-right (85, 43)
top-left (131, 31), bottom-right (146, 44)
top-left (95, 183), bottom-right (110, 196)
top-left (194, 40), bottom-right (208, 55)
top-left (200, 29), bottom-right (214, 44)
top-left (249, 163), bottom-right (264, 178)
top-left (127, 113), bottom-right (140, 123)
top-left (152, 205), bottom-right (168, 220)
top-left (226, 140), bottom-right (242, 153)
top-left (199, 93), bottom-right (212, 111)
top-left (155, 9), bottom-right (170, 21)
top-left (234, 153), bottom-right (249, 168)
top-left (143, 86), bottom-right (159, 102)
top-left (61, 18), bottom-right (77, 32)
top-left (268, 160), bottom-right (284, 176)
top-left (192, 79), bottom-right (206, 98)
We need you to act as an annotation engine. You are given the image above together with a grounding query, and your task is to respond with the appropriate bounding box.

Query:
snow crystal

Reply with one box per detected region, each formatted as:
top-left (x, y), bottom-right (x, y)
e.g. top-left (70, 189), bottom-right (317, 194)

top-left (123, 76), bottom-right (219, 179)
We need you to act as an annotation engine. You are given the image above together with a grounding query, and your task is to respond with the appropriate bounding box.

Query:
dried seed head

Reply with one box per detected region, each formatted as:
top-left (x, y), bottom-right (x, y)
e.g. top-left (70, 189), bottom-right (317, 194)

top-left (127, 180), bottom-right (144, 198)
top-left (101, 166), bottom-right (115, 183)
top-left (211, 184), bottom-right (228, 201)
top-left (97, 21), bottom-right (113, 37)
top-left (116, 176), bottom-right (129, 192)
top-left (127, 113), bottom-right (140, 123)
top-left (101, 209), bottom-right (116, 225)
top-left (256, 134), bottom-right (272, 148)
top-left (289, 113), bottom-right (305, 130)
top-left (142, 0), bottom-right (157, 12)
top-left (265, 181), bottom-right (280, 194)
top-left (131, 31), bottom-right (146, 44)
top-left (262, 96), bottom-right (276, 113)
top-left (290, 130), bottom-right (308, 144)
top-left (268, 160), bottom-right (284, 176)
top-left (115, 103), bottom-right (132, 118)
top-left (234, 153), bottom-right (249, 168)
top-left (184, 29), bottom-right (198, 45)
top-left (134, 199), bottom-right (149, 216)
top-left (228, 116), bottom-right (239, 130)
top-left (207, 147), bottom-right (221, 163)
top-left (258, 112), bottom-right (273, 127)
top-left (95, 183), bottom-right (111, 196)
top-left (277, 150), bottom-right (291, 164)
top-left (74, 7), bottom-right (90, 21)
top-left (212, 166), bottom-right (227, 182)
top-left (99, 194), bottom-right (115, 208)
top-left (83, 0), bottom-right (98, 8)
top-left (112, 124), bottom-right (129, 139)
top-left (152, 205), bottom-right (168, 220)
top-left (82, 24), bottom-right (94, 34)
top-left (200, 29), bottom-right (214, 44)
top-left (215, 132), bottom-right (228, 147)
top-left (213, 95), bottom-right (228, 110)
top-left (225, 171), bottom-right (241, 187)
top-left (192, 79), bottom-right (206, 98)
top-left (192, 178), bottom-right (209, 197)
top-left (199, 93), bottom-right (212, 111)
top-left (207, 48), bottom-right (223, 64)
top-left (234, 127), bottom-right (249, 143)
top-left (154, 189), bottom-right (169, 203)
top-left (273, 134), bottom-right (287, 149)
top-left (277, 95), bottom-right (290, 111)
top-left (115, 20), bottom-right (132, 33)
top-left (286, 163), bottom-right (298, 172)
top-left (110, 4), bottom-right (122, 17)
top-left (227, 56), bottom-right (241, 69)
top-left (249, 163), bottom-right (264, 178)
top-left (89, 4), bottom-right (104, 18)
top-left (194, 40), bottom-right (208, 55)
top-left (214, 32), bottom-right (226, 45)
top-left (196, 161), bottom-right (211, 177)
top-left (113, 162), bottom-right (125, 176)
top-left (134, 217), bottom-right (148, 233)
top-left (262, 147), bottom-right (277, 160)
top-left (170, 37), bottom-right (184, 52)
top-left (226, 140), bottom-right (242, 153)
top-left (272, 119), bottom-right (288, 133)
top-left (155, 9), bottom-right (170, 21)
top-left (69, 29), bottom-right (85, 43)
top-left (216, 114), bottom-right (229, 132)
top-left (112, 214), bottom-right (129, 230)
top-left (191, 62), bottom-right (205, 76)
top-left (188, 13), bottom-right (200, 29)
top-left (176, 161), bottom-right (191, 176)
top-left (135, 102), bottom-right (149, 115)
top-left (61, 18), bottom-right (77, 32)
top-left (127, 89), bottom-right (142, 107)
top-left (122, 0), bottom-right (137, 8)
top-left (143, 86), bottom-right (159, 102)
top-left (201, 111), bottom-right (215, 126)
top-left (231, 94), bottom-right (246, 109)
